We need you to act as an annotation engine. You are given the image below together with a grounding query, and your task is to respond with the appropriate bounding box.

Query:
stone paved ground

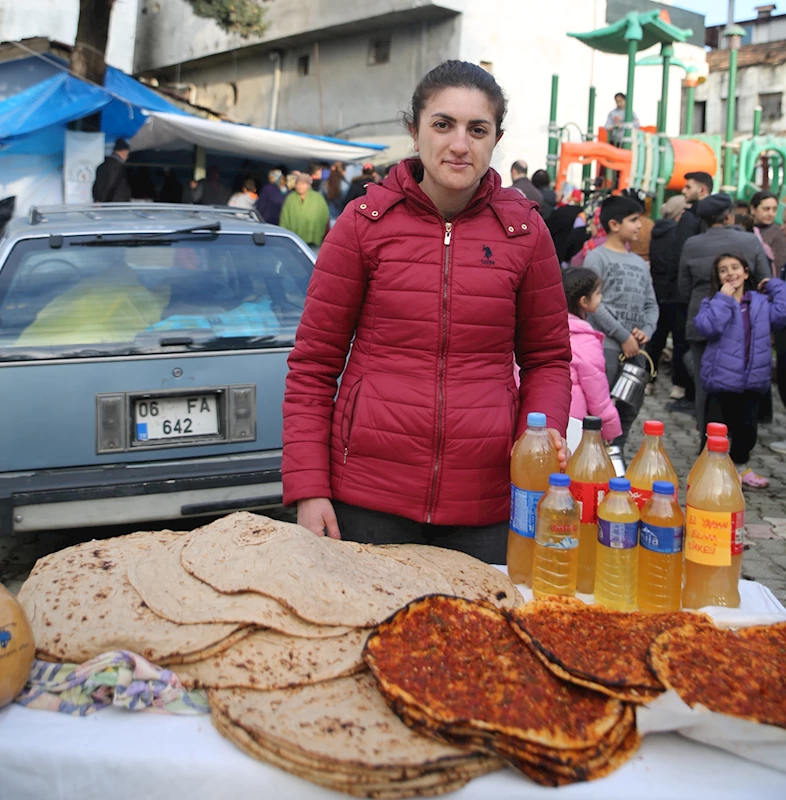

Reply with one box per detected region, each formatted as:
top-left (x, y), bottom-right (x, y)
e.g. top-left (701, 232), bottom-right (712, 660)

top-left (627, 367), bottom-right (786, 605)
top-left (2, 370), bottom-right (785, 604)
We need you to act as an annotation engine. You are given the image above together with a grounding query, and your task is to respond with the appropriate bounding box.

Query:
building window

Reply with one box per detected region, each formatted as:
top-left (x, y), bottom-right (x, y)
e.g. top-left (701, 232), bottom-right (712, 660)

top-left (693, 101), bottom-right (707, 134)
top-left (760, 92), bottom-right (783, 121)
top-left (479, 60), bottom-right (493, 73)
top-left (297, 54), bottom-right (310, 76)
top-left (368, 38), bottom-right (391, 66)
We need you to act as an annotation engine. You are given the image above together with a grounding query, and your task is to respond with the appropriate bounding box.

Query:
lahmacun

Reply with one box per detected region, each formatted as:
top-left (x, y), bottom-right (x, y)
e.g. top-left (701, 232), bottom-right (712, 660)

top-left (508, 599), bottom-right (713, 702)
top-left (649, 623), bottom-right (786, 729)
top-left (364, 595), bottom-right (624, 750)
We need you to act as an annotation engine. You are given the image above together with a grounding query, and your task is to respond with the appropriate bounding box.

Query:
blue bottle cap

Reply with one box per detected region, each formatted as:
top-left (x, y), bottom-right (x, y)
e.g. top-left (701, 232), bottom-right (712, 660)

top-left (549, 473), bottom-right (570, 487)
top-left (527, 412), bottom-right (547, 428)
top-left (609, 477), bottom-right (630, 492)
top-left (652, 481), bottom-right (675, 495)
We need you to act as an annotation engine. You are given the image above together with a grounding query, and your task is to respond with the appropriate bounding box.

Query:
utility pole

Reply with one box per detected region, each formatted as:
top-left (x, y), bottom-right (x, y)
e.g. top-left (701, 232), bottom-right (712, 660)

top-left (722, 0), bottom-right (746, 195)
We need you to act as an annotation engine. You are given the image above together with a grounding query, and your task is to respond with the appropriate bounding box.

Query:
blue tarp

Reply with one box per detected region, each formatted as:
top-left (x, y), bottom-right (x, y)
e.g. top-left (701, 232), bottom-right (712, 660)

top-left (0, 66), bottom-right (185, 146)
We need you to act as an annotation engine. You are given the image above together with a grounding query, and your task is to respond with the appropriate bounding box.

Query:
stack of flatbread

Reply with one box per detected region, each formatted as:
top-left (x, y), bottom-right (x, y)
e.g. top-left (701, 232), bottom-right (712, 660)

top-left (17, 511), bottom-right (521, 797)
top-left (507, 597), bottom-right (715, 704)
top-left (364, 595), bottom-right (640, 786)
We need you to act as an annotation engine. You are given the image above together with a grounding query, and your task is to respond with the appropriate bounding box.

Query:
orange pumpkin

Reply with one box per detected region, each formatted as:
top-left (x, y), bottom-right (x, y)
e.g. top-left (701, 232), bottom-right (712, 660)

top-left (0, 582), bottom-right (34, 709)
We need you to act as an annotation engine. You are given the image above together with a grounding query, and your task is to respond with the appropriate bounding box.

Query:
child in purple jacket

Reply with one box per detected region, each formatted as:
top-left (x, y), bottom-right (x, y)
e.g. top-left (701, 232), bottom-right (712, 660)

top-left (694, 253), bottom-right (786, 488)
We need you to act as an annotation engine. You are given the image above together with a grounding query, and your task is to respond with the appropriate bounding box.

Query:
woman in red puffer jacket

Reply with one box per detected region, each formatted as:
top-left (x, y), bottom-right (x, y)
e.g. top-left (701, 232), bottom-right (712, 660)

top-left (282, 61), bottom-right (572, 562)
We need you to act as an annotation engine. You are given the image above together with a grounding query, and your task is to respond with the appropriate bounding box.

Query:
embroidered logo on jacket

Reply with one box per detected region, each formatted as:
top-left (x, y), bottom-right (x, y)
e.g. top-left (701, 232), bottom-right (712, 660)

top-left (482, 245), bottom-right (495, 265)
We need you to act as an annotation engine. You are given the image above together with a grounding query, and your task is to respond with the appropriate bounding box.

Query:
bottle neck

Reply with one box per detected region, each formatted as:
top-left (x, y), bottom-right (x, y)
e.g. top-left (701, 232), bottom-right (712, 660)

top-left (582, 429), bottom-right (603, 446)
top-left (650, 493), bottom-right (674, 513)
top-left (643, 434), bottom-right (661, 451)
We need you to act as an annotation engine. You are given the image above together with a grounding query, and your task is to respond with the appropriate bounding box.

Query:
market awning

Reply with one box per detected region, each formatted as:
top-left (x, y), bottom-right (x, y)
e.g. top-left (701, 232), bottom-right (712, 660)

top-left (568, 10), bottom-right (692, 54)
top-left (129, 111), bottom-right (387, 163)
top-left (0, 67), bottom-right (185, 145)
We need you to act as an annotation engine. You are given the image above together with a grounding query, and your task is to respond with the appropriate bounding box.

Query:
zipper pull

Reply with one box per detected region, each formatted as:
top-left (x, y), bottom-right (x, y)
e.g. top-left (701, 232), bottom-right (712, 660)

top-left (444, 222), bottom-right (453, 246)
top-left (343, 447), bottom-right (348, 465)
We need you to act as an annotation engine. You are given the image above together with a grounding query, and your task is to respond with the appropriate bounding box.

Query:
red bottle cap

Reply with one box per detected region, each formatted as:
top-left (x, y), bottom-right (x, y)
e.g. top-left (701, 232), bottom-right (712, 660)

top-left (707, 436), bottom-right (729, 453)
top-left (706, 422), bottom-right (728, 436)
top-left (643, 420), bottom-right (664, 436)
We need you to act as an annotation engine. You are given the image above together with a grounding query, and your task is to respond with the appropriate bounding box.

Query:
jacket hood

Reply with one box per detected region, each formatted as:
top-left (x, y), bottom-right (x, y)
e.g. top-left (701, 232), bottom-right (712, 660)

top-left (568, 313), bottom-right (605, 343)
top-left (652, 218), bottom-right (676, 239)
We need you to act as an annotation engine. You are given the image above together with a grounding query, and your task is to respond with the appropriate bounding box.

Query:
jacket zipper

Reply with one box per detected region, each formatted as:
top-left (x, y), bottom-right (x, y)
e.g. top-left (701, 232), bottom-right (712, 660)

top-left (427, 221), bottom-right (452, 522)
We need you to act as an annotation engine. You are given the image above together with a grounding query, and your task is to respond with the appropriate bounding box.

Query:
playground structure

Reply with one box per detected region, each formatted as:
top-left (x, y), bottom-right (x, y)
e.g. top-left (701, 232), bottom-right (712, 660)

top-left (550, 9), bottom-right (786, 222)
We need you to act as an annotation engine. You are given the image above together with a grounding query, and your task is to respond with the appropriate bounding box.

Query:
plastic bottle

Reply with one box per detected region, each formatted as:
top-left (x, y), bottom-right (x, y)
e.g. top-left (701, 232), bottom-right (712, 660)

top-left (638, 481), bottom-right (684, 612)
top-left (507, 412), bottom-right (559, 586)
top-left (683, 436), bottom-right (744, 609)
top-left (595, 477), bottom-right (640, 612)
top-left (532, 474), bottom-right (580, 599)
top-left (626, 420), bottom-right (679, 510)
top-left (566, 416), bottom-right (616, 594)
top-left (686, 422), bottom-right (729, 493)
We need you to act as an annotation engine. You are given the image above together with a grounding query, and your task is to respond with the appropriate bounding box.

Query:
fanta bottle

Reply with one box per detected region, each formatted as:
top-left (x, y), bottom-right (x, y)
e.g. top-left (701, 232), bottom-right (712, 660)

top-left (595, 477), bottom-right (639, 612)
top-left (686, 423), bottom-right (729, 493)
top-left (567, 417), bottom-right (616, 594)
top-left (532, 474), bottom-right (580, 599)
top-left (626, 421), bottom-right (679, 509)
top-left (683, 436), bottom-right (744, 609)
top-left (508, 412), bottom-right (559, 586)
top-left (638, 481), bottom-right (684, 612)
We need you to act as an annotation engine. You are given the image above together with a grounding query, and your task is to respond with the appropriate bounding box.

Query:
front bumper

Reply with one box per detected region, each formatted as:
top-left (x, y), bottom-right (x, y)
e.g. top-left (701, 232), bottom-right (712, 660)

top-left (0, 452), bottom-right (282, 535)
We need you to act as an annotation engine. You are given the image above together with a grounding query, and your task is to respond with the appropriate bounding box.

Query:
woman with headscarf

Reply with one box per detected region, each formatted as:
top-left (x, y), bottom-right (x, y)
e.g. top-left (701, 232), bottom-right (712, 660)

top-left (256, 169), bottom-right (287, 225)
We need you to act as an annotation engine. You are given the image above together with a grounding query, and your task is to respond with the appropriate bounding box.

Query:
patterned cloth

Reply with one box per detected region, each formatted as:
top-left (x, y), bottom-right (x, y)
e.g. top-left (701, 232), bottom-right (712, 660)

top-left (15, 651), bottom-right (209, 717)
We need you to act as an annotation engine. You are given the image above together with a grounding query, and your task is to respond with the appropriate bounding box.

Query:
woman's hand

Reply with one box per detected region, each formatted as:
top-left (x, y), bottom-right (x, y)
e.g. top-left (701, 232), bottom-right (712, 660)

top-left (297, 497), bottom-right (341, 539)
top-left (546, 428), bottom-right (570, 471)
top-left (758, 278), bottom-right (771, 292)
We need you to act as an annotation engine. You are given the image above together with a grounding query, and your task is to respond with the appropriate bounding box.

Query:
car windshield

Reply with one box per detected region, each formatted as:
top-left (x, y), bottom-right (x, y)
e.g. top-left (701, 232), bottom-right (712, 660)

top-left (0, 233), bottom-right (314, 360)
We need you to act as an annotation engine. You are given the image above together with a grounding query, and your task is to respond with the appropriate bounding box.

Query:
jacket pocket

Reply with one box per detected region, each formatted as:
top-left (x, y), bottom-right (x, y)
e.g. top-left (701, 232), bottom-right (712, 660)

top-left (341, 377), bottom-right (364, 461)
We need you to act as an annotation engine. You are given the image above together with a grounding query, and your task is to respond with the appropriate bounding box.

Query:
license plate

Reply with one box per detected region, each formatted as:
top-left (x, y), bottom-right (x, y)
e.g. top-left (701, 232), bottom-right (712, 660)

top-left (134, 395), bottom-right (219, 441)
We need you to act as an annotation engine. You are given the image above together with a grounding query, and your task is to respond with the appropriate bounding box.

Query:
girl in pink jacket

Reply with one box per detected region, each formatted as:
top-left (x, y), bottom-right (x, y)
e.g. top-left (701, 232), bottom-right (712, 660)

top-left (563, 268), bottom-right (622, 441)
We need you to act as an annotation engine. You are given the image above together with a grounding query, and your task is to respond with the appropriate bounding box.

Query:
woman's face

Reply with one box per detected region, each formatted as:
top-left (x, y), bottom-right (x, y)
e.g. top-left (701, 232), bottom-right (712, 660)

top-left (717, 257), bottom-right (749, 291)
top-left (751, 197), bottom-right (778, 226)
top-left (411, 87), bottom-right (500, 195)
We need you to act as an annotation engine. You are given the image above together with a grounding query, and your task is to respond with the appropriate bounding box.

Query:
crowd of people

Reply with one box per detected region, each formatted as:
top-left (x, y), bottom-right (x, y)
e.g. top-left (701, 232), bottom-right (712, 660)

top-left (557, 171), bottom-right (786, 489)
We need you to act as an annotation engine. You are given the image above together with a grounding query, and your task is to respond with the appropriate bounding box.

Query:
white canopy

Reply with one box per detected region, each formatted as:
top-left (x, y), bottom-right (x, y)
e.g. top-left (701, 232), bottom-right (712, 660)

top-left (129, 111), bottom-right (385, 163)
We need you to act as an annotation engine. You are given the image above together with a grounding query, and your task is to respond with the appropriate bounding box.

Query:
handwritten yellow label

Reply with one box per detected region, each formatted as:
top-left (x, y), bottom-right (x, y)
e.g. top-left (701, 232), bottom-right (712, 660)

top-left (685, 507), bottom-right (732, 566)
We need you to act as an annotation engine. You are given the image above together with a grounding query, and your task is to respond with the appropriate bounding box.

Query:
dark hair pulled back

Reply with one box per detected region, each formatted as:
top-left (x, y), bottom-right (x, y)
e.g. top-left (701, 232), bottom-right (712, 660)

top-left (750, 190), bottom-right (777, 209)
top-left (562, 267), bottom-right (602, 318)
top-left (405, 60), bottom-right (507, 135)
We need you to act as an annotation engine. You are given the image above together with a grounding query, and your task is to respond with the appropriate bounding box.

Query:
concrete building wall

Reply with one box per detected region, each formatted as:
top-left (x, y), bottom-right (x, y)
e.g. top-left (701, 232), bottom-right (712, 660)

top-left (0, 0), bottom-right (139, 73)
top-left (694, 63), bottom-right (786, 136)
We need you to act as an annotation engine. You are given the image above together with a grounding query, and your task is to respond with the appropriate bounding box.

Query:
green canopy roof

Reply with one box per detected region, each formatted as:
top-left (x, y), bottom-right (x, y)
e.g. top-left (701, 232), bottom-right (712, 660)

top-left (569, 10), bottom-right (692, 54)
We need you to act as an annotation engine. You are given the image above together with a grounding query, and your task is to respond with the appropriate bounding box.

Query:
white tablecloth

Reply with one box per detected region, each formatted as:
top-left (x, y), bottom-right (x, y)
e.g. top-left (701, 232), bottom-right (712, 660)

top-left (2, 580), bottom-right (785, 800)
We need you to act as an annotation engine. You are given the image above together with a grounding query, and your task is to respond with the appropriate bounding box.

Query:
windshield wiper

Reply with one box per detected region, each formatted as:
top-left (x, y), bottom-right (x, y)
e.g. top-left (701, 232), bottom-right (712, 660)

top-left (70, 222), bottom-right (222, 247)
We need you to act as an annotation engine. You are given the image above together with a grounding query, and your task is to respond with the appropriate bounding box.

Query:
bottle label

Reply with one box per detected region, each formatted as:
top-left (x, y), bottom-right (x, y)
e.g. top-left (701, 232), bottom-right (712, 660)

top-left (685, 507), bottom-right (744, 566)
top-left (598, 519), bottom-right (639, 549)
top-left (570, 481), bottom-right (609, 525)
top-left (539, 523), bottom-right (579, 549)
top-left (640, 522), bottom-right (684, 554)
top-left (630, 486), bottom-right (679, 511)
top-left (510, 486), bottom-right (543, 538)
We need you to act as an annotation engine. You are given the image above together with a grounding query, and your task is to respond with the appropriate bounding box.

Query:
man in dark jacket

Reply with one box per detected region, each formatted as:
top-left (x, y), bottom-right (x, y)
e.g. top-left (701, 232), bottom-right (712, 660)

top-left (530, 169), bottom-right (556, 220)
top-left (646, 195), bottom-right (690, 399)
top-left (342, 164), bottom-right (378, 208)
top-left (92, 138), bottom-right (132, 203)
top-left (510, 161), bottom-right (543, 207)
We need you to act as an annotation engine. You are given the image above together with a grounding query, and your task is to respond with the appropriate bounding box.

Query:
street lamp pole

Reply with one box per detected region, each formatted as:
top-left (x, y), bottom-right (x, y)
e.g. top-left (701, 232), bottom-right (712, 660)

top-left (722, 21), bottom-right (746, 194)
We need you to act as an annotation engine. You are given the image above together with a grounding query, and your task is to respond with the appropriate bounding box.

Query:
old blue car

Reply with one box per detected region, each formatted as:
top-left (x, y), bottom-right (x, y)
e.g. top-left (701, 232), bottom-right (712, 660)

top-left (0, 203), bottom-right (315, 534)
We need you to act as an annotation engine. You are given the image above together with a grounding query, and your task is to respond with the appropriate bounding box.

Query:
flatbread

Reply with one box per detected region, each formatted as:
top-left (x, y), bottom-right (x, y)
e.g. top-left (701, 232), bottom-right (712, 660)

top-left (128, 536), bottom-right (352, 637)
top-left (209, 672), bottom-right (499, 774)
top-left (174, 628), bottom-right (368, 689)
top-left (16, 530), bottom-right (244, 664)
top-left (649, 622), bottom-right (786, 729)
top-left (377, 545), bottom-right (523, 609)
top-left (180, 513), bottom-right (453, 627)
top-left (211, 708), bottom-right (480, 799)
top-left (364, 595), bottom-right (624, 750)
top-left (508, 599), bottom-right (713, 700)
